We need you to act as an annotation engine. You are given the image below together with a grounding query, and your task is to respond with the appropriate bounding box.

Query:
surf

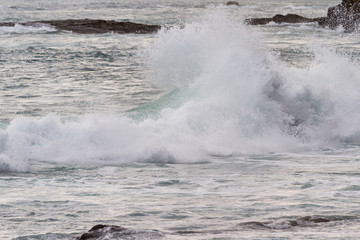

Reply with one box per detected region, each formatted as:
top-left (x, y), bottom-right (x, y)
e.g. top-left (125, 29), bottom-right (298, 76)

top-left (1, 10), bottom-right (360, 172)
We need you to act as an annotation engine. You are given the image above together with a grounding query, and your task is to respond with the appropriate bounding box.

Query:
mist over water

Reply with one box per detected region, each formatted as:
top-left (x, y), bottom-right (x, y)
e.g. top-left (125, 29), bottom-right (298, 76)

top-left (1, 10), bottom-right (360, 173)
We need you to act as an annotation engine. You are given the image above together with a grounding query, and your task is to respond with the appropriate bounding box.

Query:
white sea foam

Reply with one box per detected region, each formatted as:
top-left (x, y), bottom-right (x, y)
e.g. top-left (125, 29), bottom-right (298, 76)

top-left (281, 5), bottom-right (312, 10)
top-left (0, 24), bottom-right (57, 35)
top-left (1, 10), bottom-right (360, 172)
top-left (240, 5), bottom-right (259, 9)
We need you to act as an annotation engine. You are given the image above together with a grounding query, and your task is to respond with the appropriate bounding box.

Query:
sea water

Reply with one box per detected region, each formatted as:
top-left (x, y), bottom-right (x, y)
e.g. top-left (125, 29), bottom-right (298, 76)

top-left (1, 0), bottom-right (360, 239)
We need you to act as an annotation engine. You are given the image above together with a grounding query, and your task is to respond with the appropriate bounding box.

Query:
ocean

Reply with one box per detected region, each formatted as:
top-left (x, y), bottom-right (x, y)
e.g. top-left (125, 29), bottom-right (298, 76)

top-left (1, 0), bottom-right (360, 239)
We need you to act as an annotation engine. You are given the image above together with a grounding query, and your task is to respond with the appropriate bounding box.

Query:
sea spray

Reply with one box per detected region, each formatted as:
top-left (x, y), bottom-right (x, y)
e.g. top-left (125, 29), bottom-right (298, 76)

top-left (0, 113), bottom-right (205, 172)
top-left (287, 48), bottom-right (360, 143)
top-left (146, 10), bottom-right (310, 151)
top-left (1, 10), bottom-right (360, 172)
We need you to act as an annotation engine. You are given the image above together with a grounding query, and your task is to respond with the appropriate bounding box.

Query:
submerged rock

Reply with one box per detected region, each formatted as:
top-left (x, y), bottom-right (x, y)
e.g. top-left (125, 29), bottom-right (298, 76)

top-left (73, 215), bottom-right (358, 239)
top-left (245, 0), bottom-right (360, 32)
top-left (75, 224), bottom-right (164, 240)
top-left (0, 19), bottom-right (161, 34)
top-left (237, 215), bottom-right (357, 230)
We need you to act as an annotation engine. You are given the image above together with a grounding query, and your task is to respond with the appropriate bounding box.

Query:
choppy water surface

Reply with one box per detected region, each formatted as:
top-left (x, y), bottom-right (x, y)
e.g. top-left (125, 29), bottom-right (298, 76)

top-left (1, 0), bottom-right (360, 239)
top-left (3, 152), bottom-right (360, 240)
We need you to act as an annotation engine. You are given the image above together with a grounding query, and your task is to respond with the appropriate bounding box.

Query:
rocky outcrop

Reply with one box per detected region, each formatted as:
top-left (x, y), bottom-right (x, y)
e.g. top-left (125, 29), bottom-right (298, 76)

top-left (226, 1), bottom-right (240, 6)
top-left (75, 224), bottom-right (164, 240)
top-left (0, 19), bottom-right (161, 34)
top-left (318, 0), bottom-right (360, 31)
top-left (245, 0), bottom-right (360, 32)
top-left (73, 215), bottom-right (357, 239)
top-left (237, 215), bottom-right (358, 230)
top-left (245, 14), bottom-right (317, 25)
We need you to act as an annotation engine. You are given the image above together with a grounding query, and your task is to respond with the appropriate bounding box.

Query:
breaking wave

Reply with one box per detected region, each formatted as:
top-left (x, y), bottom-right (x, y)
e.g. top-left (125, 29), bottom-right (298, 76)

top-left (1, 10), bottom-right (360, 172)
top-left (281, 5), bottom-right (312, 10)
top-left (0, 24), bottom-right (57, 35)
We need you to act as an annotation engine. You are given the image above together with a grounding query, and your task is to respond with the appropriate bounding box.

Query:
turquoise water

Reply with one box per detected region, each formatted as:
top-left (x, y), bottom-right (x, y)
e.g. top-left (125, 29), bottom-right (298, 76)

top-left (1, 0), bottom-right (360, 239)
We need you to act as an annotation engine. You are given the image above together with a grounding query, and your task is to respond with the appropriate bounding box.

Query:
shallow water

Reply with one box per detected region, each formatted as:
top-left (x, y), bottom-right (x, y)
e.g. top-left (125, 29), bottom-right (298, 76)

top-left (1, 0), bottom-right (360, 239)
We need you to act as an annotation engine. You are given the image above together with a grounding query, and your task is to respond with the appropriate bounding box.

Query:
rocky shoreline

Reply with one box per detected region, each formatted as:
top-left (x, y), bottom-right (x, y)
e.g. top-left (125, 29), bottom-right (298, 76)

top-left (0, 19), bottom-right (161, 34)
top-left (245, 0), bottom-right (360, 32)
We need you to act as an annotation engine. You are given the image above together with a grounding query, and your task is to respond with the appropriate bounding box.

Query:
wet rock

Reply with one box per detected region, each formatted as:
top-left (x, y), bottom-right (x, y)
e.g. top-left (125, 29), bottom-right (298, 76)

top-left (226, 1), bottom-right (239, 6)
top-left (77, 225), bottom-right (126, 240)
top-left (318, 0), bottom-right (360, 31)
top-left (245, 0), bottom-right (360, 32)
top-left (237, 215), bottom-right (355, 230)
top-left (75, 224), bottom-right (164, 240)
top-left (298, 216), bottom-right (331, 223)
top-left (245, 14), bottom-right (317, 25)
top-left (73, 215), bottom-right (358, 238)
top-left (0, 23), bottom-right (13, 27)
top-left (0, 19), bottom-right (161, 34)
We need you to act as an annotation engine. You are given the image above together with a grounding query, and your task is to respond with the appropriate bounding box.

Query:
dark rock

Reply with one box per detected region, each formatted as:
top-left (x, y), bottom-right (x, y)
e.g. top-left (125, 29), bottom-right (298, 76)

top-left (72, 215), bottom-right (358, 238)
top-left (0, 19), bottom-right (161, 34)
top-left (318, 0), bottom-right (360, 31)
top-left (245, 17), bottom-right (273, 25)
top-left (272, 14), bottom-right (315, 24)
top-left (75, 224), bottom-right (164, 240)
top-left (237, 215), bottom-right (347, 230)
top-left (77, 225), bottom-right (126, 240)
top-left (245, 0), bottom-right (360, 32)
top-left (298, 216), bottom-right (331, 223)
top-left (245, 14), bottom-right (317, 25)
top-left (226, 1), bottom-right (239, 6)
top-left (0, 22), bottom-right (15, 27)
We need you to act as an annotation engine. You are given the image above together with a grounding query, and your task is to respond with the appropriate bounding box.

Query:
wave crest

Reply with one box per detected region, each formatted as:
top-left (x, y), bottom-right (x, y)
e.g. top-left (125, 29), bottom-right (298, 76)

top-left (2, 10), bottom-right (360, 172)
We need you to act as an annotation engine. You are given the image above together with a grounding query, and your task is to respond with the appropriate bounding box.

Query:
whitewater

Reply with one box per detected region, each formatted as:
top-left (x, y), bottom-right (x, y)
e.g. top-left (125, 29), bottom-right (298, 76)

top-left (1, 0), bottom-right (360, 239)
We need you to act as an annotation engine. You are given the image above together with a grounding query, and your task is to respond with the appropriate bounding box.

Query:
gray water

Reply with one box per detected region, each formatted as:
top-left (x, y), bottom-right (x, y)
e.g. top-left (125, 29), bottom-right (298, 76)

top-left (1, 0), bottom-right (360, 239)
